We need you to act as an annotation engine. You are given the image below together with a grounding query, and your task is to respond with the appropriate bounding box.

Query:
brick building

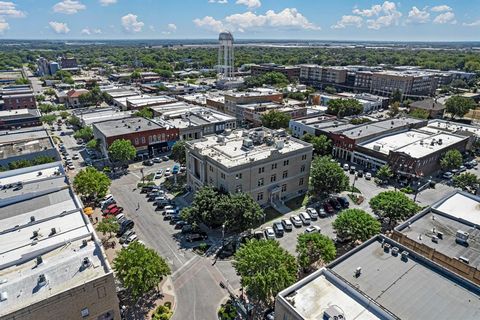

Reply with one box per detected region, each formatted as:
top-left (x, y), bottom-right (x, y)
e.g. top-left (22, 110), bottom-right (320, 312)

top-left (224, 89), bottom-right (283, 122)
top-left (93, 117), bottom-right (180, 158)
top-left (250, 64), bottom-right (300, 81)
top-left (2, 92), bottom-right (36, 110)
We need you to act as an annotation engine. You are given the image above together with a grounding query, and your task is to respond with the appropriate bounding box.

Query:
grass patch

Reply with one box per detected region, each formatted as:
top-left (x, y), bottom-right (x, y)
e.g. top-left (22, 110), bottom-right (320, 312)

top-left (348, 193), bottom-right (365, 205)
top-left (145, 173), bottom-right (155, 181)
top-left (400, 186), bottom-right (415, 194)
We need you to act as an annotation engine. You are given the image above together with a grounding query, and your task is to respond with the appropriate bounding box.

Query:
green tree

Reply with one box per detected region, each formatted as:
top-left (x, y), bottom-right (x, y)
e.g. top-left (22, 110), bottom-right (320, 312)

top-left (15, 77), bottom-right (29, 85)
top-left (302, 133), bottom-right (332, 156)
top-left (445, 96), bottom-right (476, 119)
top-left (245, 71), bottom-right (289, 88)
top-left (44, 88), bottom-right (56, 96)
top-left (260, 110), bottom-right (291, 129)
top-left (233, 240), bottom-right (297, 306)
top-left (130, 69), bottom-right (142, 82)
top-left (327, 99), bottom-right (363, 117)
top-left (171, 140), bottom-right (187, 164)
top-left (38, 103), bottom-right (54, 114)
top-left (67, 115), bottom-right (81, 127)
top-left (369, 191), bottom-right (420, 227)
top-left (73, 167), bottom-right (111, 201)
top-left (440, 149), bottom-right (463, 171)
top-left (73, 127), bottom-right (94, 141)
top-left (376, 165), bottom-right (393, 183)
top-left (113, 242), bottom-right (171, 300)
top-left (452, 172), bottom-right (479, 191)
top-left (41, 114), bottom-right (57, 124)
top-left (409, 108), bottom-right (429, 119)
top-left (134, 107), bottom-right (153, 119)
top-left (215, 193), bottom-right (264, 231)
top-left (86, 138), bottom-right (100, 150)
top-left (310, 156), bottom-right (349, 195)
top-left (324, 86), bottom-right (336, 94)
top-left (296, 233), bottom-right (336, 272)
top-left (59, 111), bottom-right (70, 119)
top-left (391, 89), bottom-right (402, 103)
top-left (388, 101), bottom-right (401, 117)
top-left (332, 209), bottom-right (381, 242)
top-left (36, 94), bottom-right (45, 102)
top-left (96, 217), bottom-right (119, 239)
top-left (108, 139), bottom-right (136, 165)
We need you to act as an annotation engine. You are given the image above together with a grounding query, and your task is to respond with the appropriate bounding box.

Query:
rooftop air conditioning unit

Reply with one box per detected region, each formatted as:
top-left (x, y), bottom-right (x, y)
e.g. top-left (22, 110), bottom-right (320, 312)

top-left (456, 230), bottom-right (469, 244)
top-left (32, 230), bottom-right (39, 238)
top-left (50, 228), bottom-right (56, 236)
top-left (391, 247), bottom-right (399, 256)
top-left (30, 216), bottom-right (35, 223)
top-left (401, 251), bottom-right (409, 261)
top-left (82, 257), bottom-right (91, 268)
top-left (459, 256), bottom-right (470, 264)
top-left (383, 243), bottom-right (391, 252)
top-left (36, 256), bottom-right (43, 265)
top-left (38, 274), bottom-right (47, 287)
top-left (82, 239), bottom-right (88, 247)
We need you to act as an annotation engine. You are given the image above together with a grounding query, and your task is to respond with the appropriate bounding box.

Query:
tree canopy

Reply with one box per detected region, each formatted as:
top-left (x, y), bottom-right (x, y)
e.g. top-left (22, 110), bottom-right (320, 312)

top-left (245, 71), bottom-right (289, 88)
top-left (376, 165), bottom-right (394, 183)
top-left (296, 233), bottom-right (336, 272)
top-left (171, 140), bottom-right (187, 164)
top-left (409, 108), bottom-right (430, 119)
top-left (301, 133), bottom-right (331, 156)
top-left (332, 209), bottom-right (381, 242)
top-left (108, 139), bottom-right (136, 164)
top-left (96, 217), bottom-right (119, 239)
top-left (73, 127), bottom-right (94, 141)
top-left (134, 107), bottom-right (154, 119)
top-left (452, 172), bottom-right (479, 191)
top-left (113, 242), bottom-right (171, 299)
top-left (260, 110), bottom-right (291, 129)
top-left (440, 149), bottom-right (463, 171)
top-left (327, 99), bottom-right (363, 117)
top-left (369, 191), bottom-right (420, 227)
top-left (73, 167), bottom-right (111, 201)
top-left (233, 240), bottom-right (297, 305)
top-left (445, 96), bottom-right (476, 119)
top-left (310, 156), bottom-right (349, 195)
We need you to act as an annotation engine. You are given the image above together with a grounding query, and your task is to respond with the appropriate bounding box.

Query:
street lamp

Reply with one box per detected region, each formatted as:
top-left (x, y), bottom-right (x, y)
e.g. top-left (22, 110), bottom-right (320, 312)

top-left (351, 172), bottom-right (358, 196)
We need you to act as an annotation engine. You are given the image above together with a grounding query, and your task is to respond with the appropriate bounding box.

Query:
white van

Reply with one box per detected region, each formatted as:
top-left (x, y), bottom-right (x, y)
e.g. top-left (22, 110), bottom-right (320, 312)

top-left (300, 212), bottom-right (311, 225)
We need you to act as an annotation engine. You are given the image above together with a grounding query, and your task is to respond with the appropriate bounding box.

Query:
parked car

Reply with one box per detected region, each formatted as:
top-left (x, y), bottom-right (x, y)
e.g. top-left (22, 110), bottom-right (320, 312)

top-left (281, 219), bottom-right (293, 231)
top-left (264, 227), bottom-right (275, 240)
top-left (67, 164), bottom-right (75, 170)
top-left (164, 168), bottom-right (171, 177)
top-left (290, 215), bottom-right (302, 227)
top-left (349, 166), bottom-right (356, 174)
top-left (253, 230), bottom-right (265, 240)
top-left (336, 196), bottom-right (350, 208)
top-left (329, 198), bottom-right (342, 210)
top-left (451, 169), bottom-right (459, 175)
top-left (117, 220), bottom-right (134, 237)
top-left (305, 225), bottom-right (321, 233)
top-left (272, 222), bottom-right (284, 236)
top-left (172, 164), bottom-right (180, 175)
top-left (443, 171), bottom-right (453, 179)
top-left (180, 165), bottom-right (187, 172)
top-left (154, 169), bottom-right (163, 179)
top-left (153, 157), bottom-right (162, 163)
top-left (365, 172), bottom-right (372, 180)
top-left (306, 207), bottom-right (318, 220)
top-left (104, 206), bottom-right (123, 216)
top-left (162, 155), bottom-right (170, 161)
top-left (343, 164), bottom-right (349, 171)
top-left (122, 234), bottom-right (138, 247)
top-left (186, 232), bottom-right (208, 242)
top-left (72, 153), bottom-right (79, 160)
top-left (299, 212), bottom-right (311, 225)
top-left (323, 202), bottom-right (335, 214)
top-left (170, 216), bottom-right (182, 224)
top-left (143, 160), bottom-right (154, 166)
top-left (357, 170), bottom-right (364, 178)
top-left (175, 221), bottom-right (188, 229)
top-left (103, 203), bottom-right (118, 212)
top-left (459, 165), bottom-right (467, 173)
top-left (119, 229), bottom-right (135, 244)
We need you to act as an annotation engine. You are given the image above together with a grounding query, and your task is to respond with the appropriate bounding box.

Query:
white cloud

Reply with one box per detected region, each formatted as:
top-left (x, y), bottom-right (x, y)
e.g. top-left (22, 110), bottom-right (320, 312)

top-left (193, 16), bottom-right (225, 32)
top-left (81, 27), bottom-right (101, 35)
top-left (49, 21), bottom-right (70, 34)
top-left (121, 13), bottom-right (144, 32)
top-left (167, 23), bottom-right (177, 31)
top-left (433, 11), bottom-right (456, 24)
top-left (0, 17), bottom-right (9, 33)
top-left (0, 1), bottom-right (26, 18)
top-left (99, 0), bottom-right (117, 6)
top-left (332, 15), bottom-right (363, 29)
top-left (236, 0), bottom-right (261, 9)
top-left (407, 6), bottom-right (430, 24)
top-left (431, 5), bottom-right (452, 12)
top-left (463, 20), bottom-right (480, 27)
top-left (53, 0), bottom-right (86, 14)
top-left (208, 0), bottom-right (228, 3)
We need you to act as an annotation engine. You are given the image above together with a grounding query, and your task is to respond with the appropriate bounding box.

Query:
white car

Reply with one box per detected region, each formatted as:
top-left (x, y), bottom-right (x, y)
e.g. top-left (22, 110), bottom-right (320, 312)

top-left (306, 207), bottom-right (318, 219)
top-left (122, 234), bottom-right (138, 247)
top-left (154, 169), bottom-right (163, 179)
top-left (290, 215), bottom-right (302, 227)
top-left (365, 172), bottom-right (372, 180)
top-left (281, 218), bottom-right (293, 231)
top-left (153, 157), bottom-right (162, 163)
top-left (72, 154), bottom-right (79, 160)
top-left (164, 168), bottom-right (171, 177)
top-left (305, 225), bottom-right (321, 234)
top-left (67, 164), bottom-right (75, 170)
top-left (264, 227), bottom-right (275, 240)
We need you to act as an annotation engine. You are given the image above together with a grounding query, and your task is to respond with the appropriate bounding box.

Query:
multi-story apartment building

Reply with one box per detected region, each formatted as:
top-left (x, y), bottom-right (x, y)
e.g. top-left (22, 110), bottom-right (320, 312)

top-left (93, 117), bottom-right (180, 157)
top-left (250, 64), bottom-right (300, 81)
top-left (370, 71), bottom-right (437, 97)
top-left (299, 65), bottom-right (348, 87)
top-left (185, 128), bottom-right (312, 207)
top-left (224, 89), bottom-right (283, 122)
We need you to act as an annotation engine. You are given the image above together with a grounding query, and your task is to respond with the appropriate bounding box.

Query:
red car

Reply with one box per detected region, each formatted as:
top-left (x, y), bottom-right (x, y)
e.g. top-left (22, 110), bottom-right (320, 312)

top-left (103, 206), bottom-right (123, 216)
top-left (323, 202), bottom-right (334, 214)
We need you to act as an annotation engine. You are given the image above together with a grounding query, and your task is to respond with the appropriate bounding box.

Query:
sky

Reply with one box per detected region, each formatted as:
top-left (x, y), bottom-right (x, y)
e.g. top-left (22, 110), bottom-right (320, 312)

top-left (0, 0), bottom-right (479, 41)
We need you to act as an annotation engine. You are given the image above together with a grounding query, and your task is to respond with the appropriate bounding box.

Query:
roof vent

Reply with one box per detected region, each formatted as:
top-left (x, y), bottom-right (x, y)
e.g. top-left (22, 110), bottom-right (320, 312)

top-left (30, 216), bottom-right (35, 223)
top-left (437, 231), bottom-right (444, 239)
top-left (32, 230), bottom-right (39, 238)
top-left (82, 257), bottom-right (91, 269)
top-left (456, 230), bottom-right (469, 245)
top-left (354, 267), bottom-right (362, 277)
top-left (36, 256), bottom-right (43, 265)
top-left (391, 247), bottom-right (399, 256)
top-left (38, 274), bottom-right (47, 287)
top-left (401, 251), bottom-right (409, 261)
top-left (82, 239), bottom-right (88, 247)
top-left (459, 256), bottom-right (470, 264)
top-left (383, 243), bottom-right (391, 252)
top-left (50, 228), bottom-right (56, 236)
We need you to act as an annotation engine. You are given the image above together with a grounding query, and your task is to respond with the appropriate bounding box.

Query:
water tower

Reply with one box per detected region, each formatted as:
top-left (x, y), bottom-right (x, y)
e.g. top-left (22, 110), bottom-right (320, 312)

top-left (218, 31), bottom-right (234, 79)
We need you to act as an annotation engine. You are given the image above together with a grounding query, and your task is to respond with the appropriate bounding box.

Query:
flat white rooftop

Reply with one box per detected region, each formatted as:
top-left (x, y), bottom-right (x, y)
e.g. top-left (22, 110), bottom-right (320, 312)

top-left (285, 272), bottom-right (381, 320)
top-left (395, 133), bottom-right (465, 158)
top-left (0, 162), bottom-right (63, 186)
top-left (427, 120), bottom-right (480, 138)
top-left (362, 131), bottom-right (431, 155)
top-left (433, 192), bottom-right (480, 225)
